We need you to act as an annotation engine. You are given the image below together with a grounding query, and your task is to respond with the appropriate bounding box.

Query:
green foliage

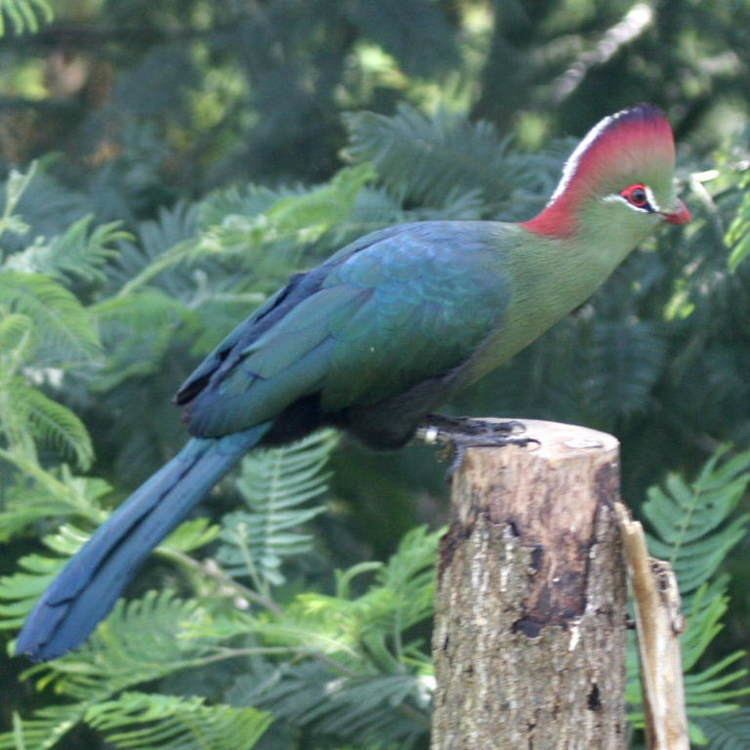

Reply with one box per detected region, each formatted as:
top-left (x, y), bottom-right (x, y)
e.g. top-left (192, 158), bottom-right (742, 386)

top-left (0, 0), bottom-right (51, 36)
top-left (643, 448), bottom-right (750, 594)
top-left (2, 379), bottom-right (93, 469)
top-left (5, 216), bottom-right (129, 285)
top-left (85, 692), bottom-right (272, 750)
top-left (626, 449), bottom-right (750, 744)
top-left (345, 103), bottom-right (560, 220)
top-left (0, 592), bottom-right (271, 750)
top-left (217, 430), bottom-right (336, 591)
top-left (700, 708), bottom-right (750, 749)
top-left (727, 166), bottom-right (750, 271)
top-left (226, 526), bottom-right (439, 748)
top-left (0, 271), bottom-right (99, 364)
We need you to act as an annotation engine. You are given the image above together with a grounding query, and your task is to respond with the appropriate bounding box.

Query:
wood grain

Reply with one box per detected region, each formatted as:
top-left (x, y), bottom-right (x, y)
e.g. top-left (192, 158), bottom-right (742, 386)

top-left (431, 419), bottom-right (627, 750)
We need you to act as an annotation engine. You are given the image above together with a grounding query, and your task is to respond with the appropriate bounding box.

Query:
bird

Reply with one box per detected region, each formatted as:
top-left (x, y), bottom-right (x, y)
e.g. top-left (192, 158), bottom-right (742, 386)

top-left (16, 103), bottom-right (691, 661)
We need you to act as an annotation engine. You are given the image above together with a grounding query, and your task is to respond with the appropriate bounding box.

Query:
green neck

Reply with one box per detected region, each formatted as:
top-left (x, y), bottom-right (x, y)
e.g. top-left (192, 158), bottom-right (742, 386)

top-left (463, 215), bottom-right (653, 385)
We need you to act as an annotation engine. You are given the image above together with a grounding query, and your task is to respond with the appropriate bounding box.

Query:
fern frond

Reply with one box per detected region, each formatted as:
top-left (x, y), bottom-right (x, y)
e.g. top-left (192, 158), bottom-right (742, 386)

top-left (109, 202), bottom-right (199, 295)
top-left (0, 704), bottom-right (82, 750)
top-left (727, 168), bottom-right (750, 271)
top-left (0, 550), bottom-right (70, 630)
top-left (628, 448), bottom-right (750, 738)
top-left (1, 590), bottom-right (253, 750)
top-left (643, 447), bottom-right (750, 594)
top-left (216, 430), bottom-right (337, 591)
top-left (34, 591), bottom-right (221, 701)
top-left (0, 0), bottom-right (52, 36)
top-left (0, 311), bottom-right (33, 363)
top-left (91, 289), bottom-right (195, 390)
top-left (0, 162), bottom-right (36, 243)
top-left (0, 464), bottom-right (109, 543)
top-left (585, 320), bottom-right (666, 421)
top-left (344, 104), bottom-right (557, 217)
top-left (84, 692), bottom-right (272, 750)
top-left (4, 217), bottom-right (128, 284)
top-left (0, 513), bottom-right (220, 628)
top-left (232, 664), bottom-right (428, 749)
top-left (186, 165), bottom-right (376, 288)
top-left (700, 707), bottom-right (750, 749)
top-left (228, 528), bottom-right (439, 748)
top-left (197, 184), bottom-right (296, 229)
top-left (5, 377), bottom-right (93, 469)
top-left (250, 526), bottom-right (440, 660)
top-left (162, 517), bottom-right (220, 553)
top-left (0, 271), bottom-right (99, 364)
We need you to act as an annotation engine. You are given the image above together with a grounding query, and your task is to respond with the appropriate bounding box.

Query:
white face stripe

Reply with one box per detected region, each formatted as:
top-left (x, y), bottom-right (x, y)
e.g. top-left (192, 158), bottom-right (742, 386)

top-left (546, 112), bottom-right (620, 205)
top-left (643, 185), bottom-right (662, 212)
top-left (602, 184), bottom-right (661, 214)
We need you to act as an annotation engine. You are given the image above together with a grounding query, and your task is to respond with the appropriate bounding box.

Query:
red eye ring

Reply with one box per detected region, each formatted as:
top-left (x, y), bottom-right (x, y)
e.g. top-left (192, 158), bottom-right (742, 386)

top-left (621, 183), bottom-right (650, 209)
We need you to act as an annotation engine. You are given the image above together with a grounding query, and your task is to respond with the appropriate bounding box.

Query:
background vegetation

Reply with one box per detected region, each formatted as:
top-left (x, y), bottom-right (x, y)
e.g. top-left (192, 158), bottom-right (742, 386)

top-left (0, 0), bottom-right (749, 747)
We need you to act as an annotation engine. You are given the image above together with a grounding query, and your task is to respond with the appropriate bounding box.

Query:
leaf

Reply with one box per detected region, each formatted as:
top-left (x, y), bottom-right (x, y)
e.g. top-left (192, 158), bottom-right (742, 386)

top-left (108, 202), bottom-right (200, 295)
top-left (216, 430), bottom-right (337, 591)
top-left (0, 271), bottom-right (99, 364)
top-left (1, 589), bottom-right (251, 749)
top-left (0, 705), bottom-right (82, 750)
top-left (584, 320), bottom-right (666, 420)
top-left (627, 447), bottom-right (750, 737)
top-left (5, 377), bottom-right (93, 469)
top-left (227, 527), bottom-right (440, 748)
top-left (0, 162), bottom-right (35, 240)
top-left (90, 289), bottom-right (195, 390)
top-left (0, 312), bottom-right (33, 362)
top-left (700, 707), bottom-right (750, 749)
top-left (85, 692), bottom-right (271, 750)
top-left (0, 0), bottom-right (52, 36)
top-left (643, 447), bottom-right (750, 594)
top-left (344, 103), bottom-right (559, 218)
top-left (4, 217), bottom-right (129, 284)
top-left (727, 169), bottom-right (750, 271)
top-left (190, 164), bottom-right (376, 276)
top-left (31, 591), bottom-right (225, 700)
top-left (162, 517), bottom-right (220, 553)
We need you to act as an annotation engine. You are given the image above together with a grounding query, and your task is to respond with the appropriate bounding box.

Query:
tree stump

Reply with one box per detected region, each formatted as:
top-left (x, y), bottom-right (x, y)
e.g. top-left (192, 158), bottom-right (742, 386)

top-left (431, 419), bottom-right (627, 750)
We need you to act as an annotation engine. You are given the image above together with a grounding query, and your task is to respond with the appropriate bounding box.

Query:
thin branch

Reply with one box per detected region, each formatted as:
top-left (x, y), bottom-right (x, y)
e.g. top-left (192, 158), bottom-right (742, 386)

top-left (551, 3), bottom-right (654, 104)
top-left (615, 502), bottom-right (690, 750)
top-left (158, 546), bottom-right (283, 616)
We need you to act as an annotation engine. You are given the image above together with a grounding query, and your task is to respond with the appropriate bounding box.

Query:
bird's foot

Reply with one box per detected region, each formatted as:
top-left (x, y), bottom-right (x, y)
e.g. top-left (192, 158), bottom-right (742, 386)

top-left (416, 415), bottom-right (539, 479)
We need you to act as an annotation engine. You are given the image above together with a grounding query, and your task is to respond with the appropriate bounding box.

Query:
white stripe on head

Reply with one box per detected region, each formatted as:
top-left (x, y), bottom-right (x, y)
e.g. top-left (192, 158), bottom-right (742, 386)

top-left (546, 112), bottom-right (618, 205)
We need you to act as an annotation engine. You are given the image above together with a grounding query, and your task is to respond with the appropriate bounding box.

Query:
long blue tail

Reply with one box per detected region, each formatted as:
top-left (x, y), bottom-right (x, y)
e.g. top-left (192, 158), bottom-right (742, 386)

top-left (16, 424), bottom-right (270, 661)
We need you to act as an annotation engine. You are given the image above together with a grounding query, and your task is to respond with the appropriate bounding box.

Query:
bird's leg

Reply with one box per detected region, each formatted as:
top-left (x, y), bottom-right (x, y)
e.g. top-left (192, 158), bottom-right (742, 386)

top-left (416, 414), bottom-right (539, 478)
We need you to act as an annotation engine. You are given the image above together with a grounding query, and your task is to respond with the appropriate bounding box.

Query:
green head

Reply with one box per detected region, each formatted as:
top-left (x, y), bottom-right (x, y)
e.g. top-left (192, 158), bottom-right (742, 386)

top-left (522, 105), bottom-right (690, 243)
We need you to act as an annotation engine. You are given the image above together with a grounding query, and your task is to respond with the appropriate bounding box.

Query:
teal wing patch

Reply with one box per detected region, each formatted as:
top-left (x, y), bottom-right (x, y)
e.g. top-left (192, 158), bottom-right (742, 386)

top-left (184, 222), bottom-right (511, 437)
top-left (319, 223), bottom-right (510, 408)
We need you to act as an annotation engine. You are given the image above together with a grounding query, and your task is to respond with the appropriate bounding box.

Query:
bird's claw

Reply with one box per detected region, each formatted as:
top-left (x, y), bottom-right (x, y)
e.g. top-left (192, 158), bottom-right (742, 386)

top-left (416, 415), bottom-right (539, 481)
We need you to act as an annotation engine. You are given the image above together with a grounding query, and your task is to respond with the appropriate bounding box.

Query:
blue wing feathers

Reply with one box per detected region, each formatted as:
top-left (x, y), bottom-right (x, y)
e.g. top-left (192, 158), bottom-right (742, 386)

top-left (180, 222), bottom-right (511, 435)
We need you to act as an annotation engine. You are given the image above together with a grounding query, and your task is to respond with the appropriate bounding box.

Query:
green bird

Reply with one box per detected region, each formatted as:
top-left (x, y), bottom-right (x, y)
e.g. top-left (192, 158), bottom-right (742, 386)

top-left (17, 104), bottom-right (690, 661)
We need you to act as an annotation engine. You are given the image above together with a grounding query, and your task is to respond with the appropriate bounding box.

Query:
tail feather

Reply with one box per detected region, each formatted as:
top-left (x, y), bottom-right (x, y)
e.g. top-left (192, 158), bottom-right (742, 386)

top-left (16, 424), bottom-right (270, 661)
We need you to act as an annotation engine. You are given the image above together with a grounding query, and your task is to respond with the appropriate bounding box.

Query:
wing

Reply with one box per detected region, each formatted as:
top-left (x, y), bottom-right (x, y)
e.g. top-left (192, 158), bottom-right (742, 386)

top-left (179, 221), bottom-right (512, 437)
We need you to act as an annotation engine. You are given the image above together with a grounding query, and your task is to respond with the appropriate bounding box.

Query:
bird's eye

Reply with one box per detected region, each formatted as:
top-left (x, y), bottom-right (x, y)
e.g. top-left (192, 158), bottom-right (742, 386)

top-left (620, 183), bottom-right (652, 211)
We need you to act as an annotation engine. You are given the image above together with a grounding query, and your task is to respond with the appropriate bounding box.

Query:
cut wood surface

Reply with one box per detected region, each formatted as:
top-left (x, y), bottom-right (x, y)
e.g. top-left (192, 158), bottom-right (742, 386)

top-left (431, 419), bottom-right (627, 750)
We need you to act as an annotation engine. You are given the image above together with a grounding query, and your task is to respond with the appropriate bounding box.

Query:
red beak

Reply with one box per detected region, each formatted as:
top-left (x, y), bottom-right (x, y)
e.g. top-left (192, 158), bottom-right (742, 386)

top-left (662, 199), bottom-right (691, 225)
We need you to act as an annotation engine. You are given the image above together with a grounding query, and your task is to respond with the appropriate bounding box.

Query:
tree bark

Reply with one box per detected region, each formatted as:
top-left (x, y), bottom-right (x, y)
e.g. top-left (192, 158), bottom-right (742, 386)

top-left (431, 419), bottom-right (627, 749)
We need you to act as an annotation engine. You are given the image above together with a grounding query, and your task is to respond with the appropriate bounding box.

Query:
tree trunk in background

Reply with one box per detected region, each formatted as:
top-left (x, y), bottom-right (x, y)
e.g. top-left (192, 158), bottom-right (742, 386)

top-left (431, 420), bottom-right (627, 749)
